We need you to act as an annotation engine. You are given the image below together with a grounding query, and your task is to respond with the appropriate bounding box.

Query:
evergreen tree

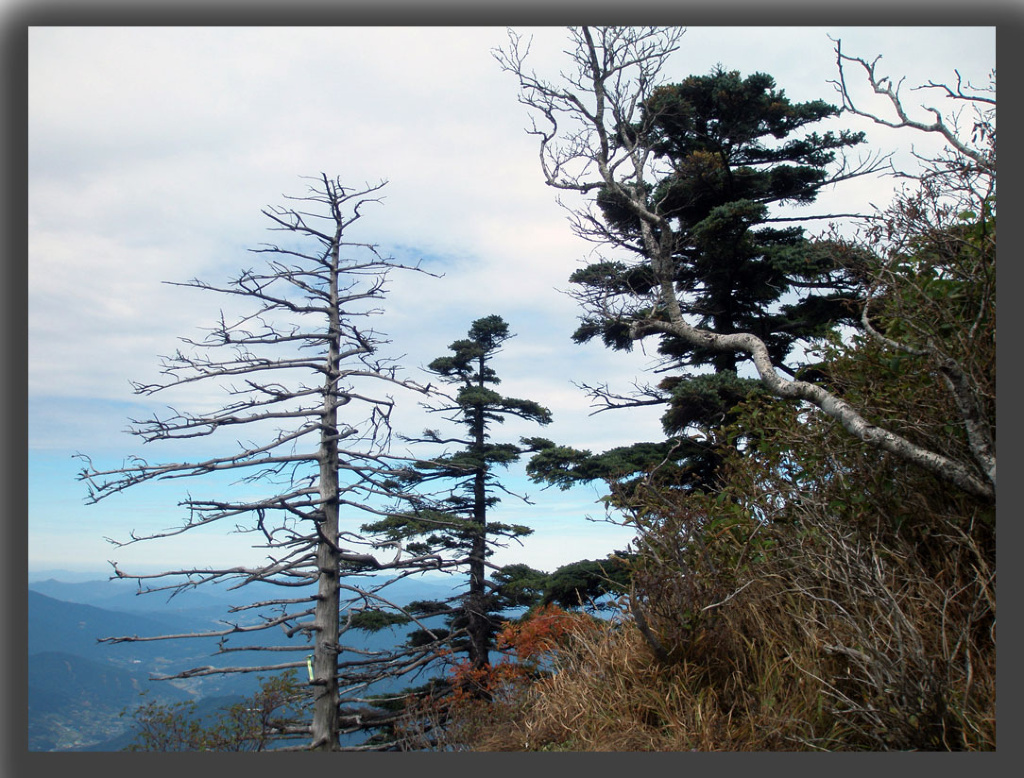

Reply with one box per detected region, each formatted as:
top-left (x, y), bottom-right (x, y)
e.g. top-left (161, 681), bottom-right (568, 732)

top-left (364, 315), bottom-right (553, 671)
top-left (534, 66), bottom-right (871, 495)
top-left (539, 557), bottom-right (632, 611)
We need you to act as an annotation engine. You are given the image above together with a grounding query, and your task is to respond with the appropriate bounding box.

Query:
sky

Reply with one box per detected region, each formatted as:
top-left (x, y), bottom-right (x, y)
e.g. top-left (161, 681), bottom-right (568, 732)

top-left (27, 25), bottom-right (996, 579)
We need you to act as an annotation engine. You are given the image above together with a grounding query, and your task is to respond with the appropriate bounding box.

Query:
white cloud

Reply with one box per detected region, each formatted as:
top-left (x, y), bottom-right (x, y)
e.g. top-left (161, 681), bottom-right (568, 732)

top-left (28, 25), bottom-right (996, 575)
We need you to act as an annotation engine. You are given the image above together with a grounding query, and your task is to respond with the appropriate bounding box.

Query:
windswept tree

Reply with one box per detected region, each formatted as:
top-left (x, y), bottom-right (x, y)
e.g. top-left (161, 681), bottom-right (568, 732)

top-left (577, 66), bottom-right (873, 371)
top-left (504, 31), bottom-right (878, 500)
top-left (76, 175), bottom-right (452, 751)
top-left (364, 315), bottom-right (553, 673)
top-left (497, 26), bottom-right (995, 503)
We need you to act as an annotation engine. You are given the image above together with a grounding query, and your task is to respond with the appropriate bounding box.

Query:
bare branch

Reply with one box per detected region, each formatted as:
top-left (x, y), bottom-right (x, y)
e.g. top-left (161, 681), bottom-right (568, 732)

top-left (829, 37), bottom-right (995, 176)
top-left (505, 27), bottom-right (995, 502)
top-left (77, 175), bottom-right (454, 750)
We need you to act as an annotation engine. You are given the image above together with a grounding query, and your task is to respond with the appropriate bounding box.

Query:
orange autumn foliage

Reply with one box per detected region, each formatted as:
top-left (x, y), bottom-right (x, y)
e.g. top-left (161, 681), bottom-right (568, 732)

top-left (497, 604), bottom-right (599, 663)
top-left (438, 605), bottom-right (599, 706)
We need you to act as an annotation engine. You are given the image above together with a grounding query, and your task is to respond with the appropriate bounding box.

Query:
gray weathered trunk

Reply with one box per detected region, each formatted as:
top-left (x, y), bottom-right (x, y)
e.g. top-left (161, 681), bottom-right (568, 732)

top-left (310, 225), bottom-right (344, 751)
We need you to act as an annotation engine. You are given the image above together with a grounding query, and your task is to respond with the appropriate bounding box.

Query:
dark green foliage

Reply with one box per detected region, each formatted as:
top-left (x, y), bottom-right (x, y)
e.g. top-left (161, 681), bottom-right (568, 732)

top-left (406, 599), bottom-right (453, 617)
top-left (582, 68), bottom-right (865, 371)
top-left (528, 439), bottom-right (673, 489)
top-left (540, 558), bottom-right (632, 610)
top-left (560, 66), bottom-right (867, 497)
top-left (527, 436), bottom-right (722, 504)
top-left (346, 609), bottom-right (412, 632)
top-left (408, 628), bottom-right (452, 648)
top-left (365, 316), bottom-right (553, 671)
top-left (657, 372), bottom-right (765, 435)
top-left (490, 564), bottom-right (550, 608)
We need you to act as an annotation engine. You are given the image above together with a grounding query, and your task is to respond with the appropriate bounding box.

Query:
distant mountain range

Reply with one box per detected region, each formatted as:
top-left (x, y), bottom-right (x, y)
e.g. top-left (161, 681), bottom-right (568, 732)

top-left (26, 571), bottom-right (464, 751)
top-left (29, 569), bottom-right (463, 611)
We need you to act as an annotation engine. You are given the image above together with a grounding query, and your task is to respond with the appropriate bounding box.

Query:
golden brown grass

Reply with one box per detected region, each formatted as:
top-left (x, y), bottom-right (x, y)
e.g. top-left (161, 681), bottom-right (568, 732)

top-left (403, 388), bottom-right (996, 753)
top-left (447, 551), bottom-right (993, 752)
top-left (429, 617), bottom-right (827, 752)
top-left (421, 494), bottom-right (995, 752)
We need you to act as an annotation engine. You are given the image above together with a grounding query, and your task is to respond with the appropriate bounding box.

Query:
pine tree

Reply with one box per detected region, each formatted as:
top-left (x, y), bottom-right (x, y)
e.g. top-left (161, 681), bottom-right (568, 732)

top-left (536, 65), bottom-right (871, 495)
top-left (364, 315), bottom-right (553, 671)
top-left (501, 25), bottom-right (994, 504)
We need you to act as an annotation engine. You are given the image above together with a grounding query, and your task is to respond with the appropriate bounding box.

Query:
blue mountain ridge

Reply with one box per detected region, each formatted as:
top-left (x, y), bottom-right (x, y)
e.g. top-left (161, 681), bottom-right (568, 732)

top-left (27, 573), bottom-right (465, 751)
top-left (29, 570), bottom-right (464, 612)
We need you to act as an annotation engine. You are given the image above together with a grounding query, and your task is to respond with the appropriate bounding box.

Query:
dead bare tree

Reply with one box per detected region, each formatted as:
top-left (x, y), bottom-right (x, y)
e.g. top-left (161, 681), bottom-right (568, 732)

top-left (76, 174), bottom-right (455, 751)
top-left (495, 27), bottom-right (995, 503)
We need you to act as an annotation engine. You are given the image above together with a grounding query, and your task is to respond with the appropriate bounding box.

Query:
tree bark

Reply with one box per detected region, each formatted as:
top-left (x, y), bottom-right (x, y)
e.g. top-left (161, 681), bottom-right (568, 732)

top-left (310, 218), bottom-right (344, 751)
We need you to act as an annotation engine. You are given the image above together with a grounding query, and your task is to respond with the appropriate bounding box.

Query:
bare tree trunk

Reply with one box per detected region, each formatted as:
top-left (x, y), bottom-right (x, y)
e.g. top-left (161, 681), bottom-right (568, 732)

top-left (467, 359), bottom-right (490, 672)
top-left (310, 502), bottom-right (340, 750)
top-left (76, 174), bottom-right (444, 751)
top-left (310, 225), bottom-right (344, 751)
top-left (467, 463), bottom-right (489, 672)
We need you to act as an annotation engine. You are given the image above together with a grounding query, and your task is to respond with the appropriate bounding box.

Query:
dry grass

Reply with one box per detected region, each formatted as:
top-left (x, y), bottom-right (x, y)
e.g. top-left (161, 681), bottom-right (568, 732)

top-left (424, 482), bottom-right (995, 751)
top-left (450, 533), bottom-right (994, 752)
top-left (438, 616), bottom-right (834, 752)
top-left (403, 391), bottom-right (996, 752)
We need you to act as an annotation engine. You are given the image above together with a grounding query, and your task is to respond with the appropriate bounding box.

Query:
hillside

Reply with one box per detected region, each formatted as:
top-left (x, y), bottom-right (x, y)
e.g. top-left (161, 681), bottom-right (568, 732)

top-left (28, 650), bottom-right (193, 751)
top-left (26, 574), bottom-right (464, 750)
top-left (28, 589), bottom-right (209, 663)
